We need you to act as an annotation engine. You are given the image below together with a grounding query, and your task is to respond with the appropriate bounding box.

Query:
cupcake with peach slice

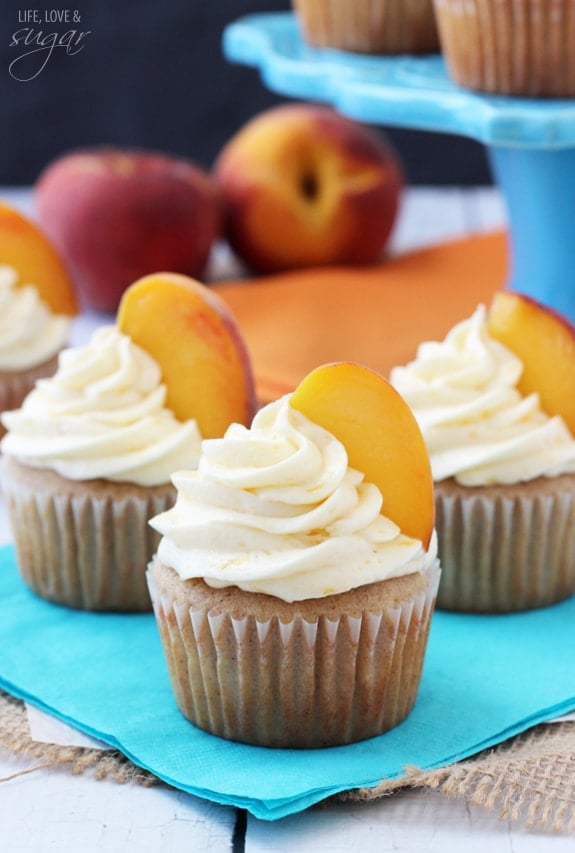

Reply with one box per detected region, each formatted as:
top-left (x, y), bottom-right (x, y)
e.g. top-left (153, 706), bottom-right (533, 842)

top-left (1, 272), bottom-right (256, 611)
top-left (391, 291), bottom-right (575, 613)
top-left (148, 361), bottom-right (440, 748)
top-left (0, 200), bottom-right (78, 430)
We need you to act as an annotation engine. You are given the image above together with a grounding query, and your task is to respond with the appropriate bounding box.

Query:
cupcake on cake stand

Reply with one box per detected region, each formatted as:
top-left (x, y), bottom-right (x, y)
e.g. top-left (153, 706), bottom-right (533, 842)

top-left (222, 12), bottom-right (575, 321)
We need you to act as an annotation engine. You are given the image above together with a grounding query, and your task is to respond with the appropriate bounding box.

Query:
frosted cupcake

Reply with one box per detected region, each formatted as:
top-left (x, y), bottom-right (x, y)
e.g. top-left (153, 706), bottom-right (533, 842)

top-left (390, 301), bottom-right (575, 612)
top-left (148, 362), bottom-right (440, 748)
top-left (1, 325), bottom-right (200, 611)
top-left (0, 265), bottom-right (72, 433)
top-left (0, 201), bottom-right (78, 430)
top-left (293, 0), bottom-right (440, 54)
top-left (1, 273), bottom-right (256, 612)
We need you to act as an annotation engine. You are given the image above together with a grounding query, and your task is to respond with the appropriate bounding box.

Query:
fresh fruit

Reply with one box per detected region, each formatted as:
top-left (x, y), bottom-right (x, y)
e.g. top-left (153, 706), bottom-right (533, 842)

top-left (213, 103), bottom-right (403, 274)
top-left (0, 199), bottom-right (77, 314)
top-left (290, 362), bottom-right (434, 547)
top-left (488, 290), bottom-right (575, 433)
top-left (117, 272), bottom-right (256, 438)
top-left (35, 147), bottom-right (221, 313)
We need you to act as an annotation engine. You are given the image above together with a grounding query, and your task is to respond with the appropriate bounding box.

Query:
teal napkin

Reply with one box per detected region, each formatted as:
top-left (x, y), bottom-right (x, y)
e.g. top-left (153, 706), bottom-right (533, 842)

top-left (1, 544), bottom-right (574, 821)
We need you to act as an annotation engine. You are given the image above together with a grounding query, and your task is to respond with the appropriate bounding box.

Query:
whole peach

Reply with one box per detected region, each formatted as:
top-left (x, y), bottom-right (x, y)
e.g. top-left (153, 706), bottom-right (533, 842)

top-left (35, 148), bottom-right (221, 312)
top-left (213, 104), bottom-right (404, 274)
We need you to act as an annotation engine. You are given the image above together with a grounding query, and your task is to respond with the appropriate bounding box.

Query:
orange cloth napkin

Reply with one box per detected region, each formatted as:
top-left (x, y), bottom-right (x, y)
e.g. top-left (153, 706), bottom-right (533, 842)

top-left (213, 231), bottom-right (508, 403)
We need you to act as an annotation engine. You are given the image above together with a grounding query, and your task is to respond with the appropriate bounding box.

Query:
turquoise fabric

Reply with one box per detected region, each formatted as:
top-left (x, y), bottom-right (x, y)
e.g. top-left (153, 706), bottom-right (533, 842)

top-left (1, 545), bottom-right (574, 820)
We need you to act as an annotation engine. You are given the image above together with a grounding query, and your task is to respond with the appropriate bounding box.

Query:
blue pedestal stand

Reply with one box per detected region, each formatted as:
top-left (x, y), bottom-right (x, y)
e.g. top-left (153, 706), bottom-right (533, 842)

top-left (223, 13), bottom-right (575, 320)
top-left (490, 146), bottom-right (575, 318)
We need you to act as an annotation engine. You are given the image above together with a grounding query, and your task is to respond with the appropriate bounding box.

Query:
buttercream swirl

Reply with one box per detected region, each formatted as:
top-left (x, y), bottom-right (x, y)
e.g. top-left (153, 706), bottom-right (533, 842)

top-left (390, 305), bottom-right (575, 486)
top-left (0, 264), bottom-right (71, 370)
top-left (1, 325), bottom-right (201, 486)
top-left (151, 395), bottom-right (434, 602)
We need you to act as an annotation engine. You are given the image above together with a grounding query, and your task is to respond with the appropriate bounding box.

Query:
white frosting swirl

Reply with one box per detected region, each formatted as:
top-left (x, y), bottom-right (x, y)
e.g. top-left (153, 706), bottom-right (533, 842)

top-left (151, 395), bottom-right (434, 602)
top-left (1, 326), bottom-right (201, 486)
top-left (0, 265), bottom-right (71, 370)
top-left (390, 305), bottom-right (575, 486)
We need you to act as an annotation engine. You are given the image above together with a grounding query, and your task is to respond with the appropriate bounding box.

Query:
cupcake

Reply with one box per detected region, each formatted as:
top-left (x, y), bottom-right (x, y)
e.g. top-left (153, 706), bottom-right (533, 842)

top-left (0, 201), bottom-right (77, 430)
top-left (0, 269), bottom-right (65, 425)
top-left (293, 0), bottom-right (440, 54)
top-left (390, 299), bottom-right (575, 612)
top-left (148, 362), bottom-right (440, 748)
top-left (1, 273), bottom-right (256, 612)
top-left (433, 0), bottom-right (575, 97)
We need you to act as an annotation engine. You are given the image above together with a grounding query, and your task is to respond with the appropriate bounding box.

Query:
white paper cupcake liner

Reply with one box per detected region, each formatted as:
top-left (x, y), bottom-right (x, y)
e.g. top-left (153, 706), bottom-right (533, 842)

top-left (1, 457), bottom-right (175, 611)
top-left (293, 0), bottom-right (439, 54)
top-left (147, 561), bottom-right (440, 748)
top-left (433, 0), bottom-right (575, 96)
top-left (435, 481), bottom-right (575, 612)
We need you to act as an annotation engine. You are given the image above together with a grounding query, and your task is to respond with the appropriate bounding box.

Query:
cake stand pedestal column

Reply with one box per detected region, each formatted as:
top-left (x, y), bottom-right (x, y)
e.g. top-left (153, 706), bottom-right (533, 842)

top-left (489, 146), bottom-right (575, 318)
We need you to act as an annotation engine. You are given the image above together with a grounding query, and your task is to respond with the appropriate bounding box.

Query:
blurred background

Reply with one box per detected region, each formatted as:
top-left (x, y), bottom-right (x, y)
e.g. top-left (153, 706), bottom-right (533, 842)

top-left (0, 0), bottom-right (492, 187)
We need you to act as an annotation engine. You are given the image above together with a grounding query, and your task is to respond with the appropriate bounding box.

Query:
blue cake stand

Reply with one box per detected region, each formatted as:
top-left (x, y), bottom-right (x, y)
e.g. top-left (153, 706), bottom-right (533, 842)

top-left (223, 13), bottom-right (575, 320)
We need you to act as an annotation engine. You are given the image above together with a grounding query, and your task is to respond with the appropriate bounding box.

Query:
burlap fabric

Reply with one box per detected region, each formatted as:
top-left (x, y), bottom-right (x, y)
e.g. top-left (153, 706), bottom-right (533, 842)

top-left (1, 690), bottom-right (574, 831)
top-left (0, 691), bottom-right (157, 787)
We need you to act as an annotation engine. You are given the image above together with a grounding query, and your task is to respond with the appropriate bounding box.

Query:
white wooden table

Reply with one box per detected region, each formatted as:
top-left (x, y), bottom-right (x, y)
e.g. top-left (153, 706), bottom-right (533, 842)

top-left (1, 186), bottom-right (573, 852)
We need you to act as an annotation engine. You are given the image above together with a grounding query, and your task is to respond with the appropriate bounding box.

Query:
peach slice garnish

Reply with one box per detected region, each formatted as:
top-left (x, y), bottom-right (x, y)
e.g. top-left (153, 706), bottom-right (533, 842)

top-left (0, 199), bottom-right (77, 315)
top-left (290, 362), bottom-right (434, 548)
top-left (117, 272), bottom-right (257, 438)
top-left (488, 290), bottom-right (575, 434)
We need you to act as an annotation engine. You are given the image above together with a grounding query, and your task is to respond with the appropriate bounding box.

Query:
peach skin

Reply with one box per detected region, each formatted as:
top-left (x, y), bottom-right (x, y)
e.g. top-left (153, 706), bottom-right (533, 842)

top-left (488, 290), bottom-right (575, 434)
top-left (0, 199), bottom-right (77, 315)
top-left (35, 148), bottom-right (221, 312)
top-left (290, 362), bottom-right (434, 548)
top-left (214, 104), bottom-right (403, 274)
top-left (117, 272), bottom-right (257, 438)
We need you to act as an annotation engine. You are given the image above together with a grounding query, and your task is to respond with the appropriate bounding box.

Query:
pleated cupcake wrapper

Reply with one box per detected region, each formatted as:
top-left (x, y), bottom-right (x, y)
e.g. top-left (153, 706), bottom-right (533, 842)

top-left (435, 486), bottom-right (575, 613)
top-left (433, 0), bottom-right (575, 96)
top-left (3, 473), bottom-right (174, 612)
top-left (293, 0), bottom-right (439, 54)
top-left (147, 562), bottom-right (440, 748)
